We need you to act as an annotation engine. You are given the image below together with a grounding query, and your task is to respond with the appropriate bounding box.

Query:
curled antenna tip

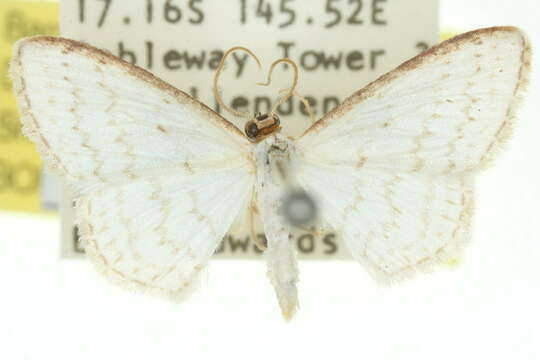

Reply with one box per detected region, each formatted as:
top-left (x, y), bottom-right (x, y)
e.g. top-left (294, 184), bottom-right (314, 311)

top-left (213, 46), bottom-right (262, 119)
top-left (225, 46), bottom-right (262, 68)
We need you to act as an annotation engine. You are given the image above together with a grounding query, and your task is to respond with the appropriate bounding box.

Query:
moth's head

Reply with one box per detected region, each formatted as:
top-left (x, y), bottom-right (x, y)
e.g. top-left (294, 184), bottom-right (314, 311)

top-left (244, 112), bottom-right (281, 142)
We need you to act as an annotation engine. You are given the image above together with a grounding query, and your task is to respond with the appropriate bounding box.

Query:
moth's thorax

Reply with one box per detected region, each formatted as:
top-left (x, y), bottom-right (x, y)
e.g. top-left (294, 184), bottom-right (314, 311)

top-left (254, 134), bottom-right (297, 187)
top-left (254, 134), bottom-right (296, 231)
top-left (255, 135), bottom-right (317, 229)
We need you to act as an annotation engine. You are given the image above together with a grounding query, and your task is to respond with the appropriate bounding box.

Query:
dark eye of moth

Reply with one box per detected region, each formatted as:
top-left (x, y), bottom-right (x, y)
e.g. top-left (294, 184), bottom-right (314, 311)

top-left (246, 122), bottom-right (259, 138)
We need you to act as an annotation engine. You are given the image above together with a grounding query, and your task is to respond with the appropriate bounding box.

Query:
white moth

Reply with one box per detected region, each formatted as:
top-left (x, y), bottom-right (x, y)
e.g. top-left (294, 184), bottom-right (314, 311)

top-left (10, 27), bottom-right (531, 320)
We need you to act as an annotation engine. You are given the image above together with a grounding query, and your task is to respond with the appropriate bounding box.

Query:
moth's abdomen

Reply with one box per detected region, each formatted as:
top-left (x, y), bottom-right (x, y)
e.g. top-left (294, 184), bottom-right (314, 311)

top-left (254, 134), bottom-right (300, 320)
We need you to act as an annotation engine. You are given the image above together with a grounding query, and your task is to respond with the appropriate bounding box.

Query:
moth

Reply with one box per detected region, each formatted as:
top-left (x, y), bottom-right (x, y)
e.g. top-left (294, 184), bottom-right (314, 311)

top-left (10, 27), bottom-right (530, 320)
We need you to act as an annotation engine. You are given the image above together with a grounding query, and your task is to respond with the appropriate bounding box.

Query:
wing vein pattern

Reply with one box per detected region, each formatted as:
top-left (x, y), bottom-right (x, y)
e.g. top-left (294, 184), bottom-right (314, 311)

top-left (296, 27), bottom-right (530, 283)
top-left (11, 36), bottom-right (255, 299)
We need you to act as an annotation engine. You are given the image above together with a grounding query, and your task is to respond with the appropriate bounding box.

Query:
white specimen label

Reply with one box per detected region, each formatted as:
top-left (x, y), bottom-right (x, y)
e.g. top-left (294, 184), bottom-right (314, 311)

top-left (59, 0), bottom-right (438, 258)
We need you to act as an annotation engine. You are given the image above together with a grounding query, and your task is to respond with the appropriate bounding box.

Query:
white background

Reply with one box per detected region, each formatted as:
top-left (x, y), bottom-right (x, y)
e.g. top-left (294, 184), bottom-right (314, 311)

top-left (1, 0), bottom-right (539, 359)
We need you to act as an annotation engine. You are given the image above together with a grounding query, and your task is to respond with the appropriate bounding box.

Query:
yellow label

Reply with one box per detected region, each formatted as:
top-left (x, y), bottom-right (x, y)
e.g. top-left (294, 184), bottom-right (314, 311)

top-left (441, 30), bottom-right (459, 41)
top-left (0, 0), bottom-right (58, 212)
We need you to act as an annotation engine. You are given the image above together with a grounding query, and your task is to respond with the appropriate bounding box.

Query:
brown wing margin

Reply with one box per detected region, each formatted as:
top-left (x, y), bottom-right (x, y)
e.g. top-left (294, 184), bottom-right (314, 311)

top-left (10, 35), bottom-right (245, 138)
top-left (302, 26), bottom-right (532, 145)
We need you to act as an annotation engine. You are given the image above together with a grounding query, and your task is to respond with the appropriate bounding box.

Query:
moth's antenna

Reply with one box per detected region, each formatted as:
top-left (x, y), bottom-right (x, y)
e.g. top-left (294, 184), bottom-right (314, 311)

top-left (279, 89), bottom-right (316, 124)
top-left (256, 58), bottom-right (299, 116)
top-left (214, 46), bottom-right (261, 119)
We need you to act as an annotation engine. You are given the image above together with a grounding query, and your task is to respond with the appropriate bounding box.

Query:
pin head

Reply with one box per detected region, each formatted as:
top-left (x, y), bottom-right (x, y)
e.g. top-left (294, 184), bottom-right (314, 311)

top-left (282, 189), bottom-right (317, 227)
top-left (245, 112), bottom-right (281, 142)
